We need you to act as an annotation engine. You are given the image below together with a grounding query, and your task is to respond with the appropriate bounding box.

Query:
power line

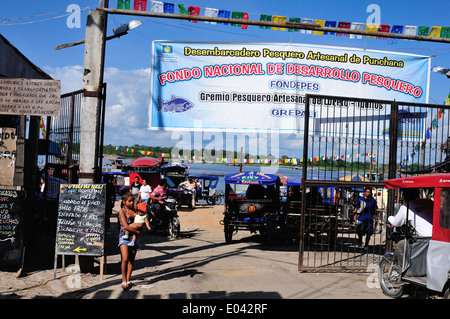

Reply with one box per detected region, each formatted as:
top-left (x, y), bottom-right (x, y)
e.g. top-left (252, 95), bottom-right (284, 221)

top-left (0, 6), bottom-right (95, 26)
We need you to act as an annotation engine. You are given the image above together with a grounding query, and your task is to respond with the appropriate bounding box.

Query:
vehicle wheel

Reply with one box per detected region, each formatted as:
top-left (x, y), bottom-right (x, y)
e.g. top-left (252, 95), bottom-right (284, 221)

top-left (262, 220), bottom-right (276, 244)
top-left (168, 217), bottom-right (180, 238)
top-left (378, 254), bottom-right (404, 298)
top-left (443, 287), bottom-right (450, 299)
top-left (207, 196), bottom-right (221, 205)
top-left (225, 224), bottom-right (234, 244)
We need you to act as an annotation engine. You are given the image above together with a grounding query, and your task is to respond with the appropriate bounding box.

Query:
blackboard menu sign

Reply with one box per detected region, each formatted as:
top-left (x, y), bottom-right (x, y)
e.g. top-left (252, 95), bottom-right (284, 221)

top-left (0, 189), bottom-right (25, 268)
top-left (55, 184), bottom-right (106, 256)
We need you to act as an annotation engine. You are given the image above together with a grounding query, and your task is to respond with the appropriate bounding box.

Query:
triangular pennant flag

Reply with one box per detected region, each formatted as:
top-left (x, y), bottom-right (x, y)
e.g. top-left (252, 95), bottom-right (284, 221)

top-left (391, 25), bottom-right (404, 34)
top-left (418, 26), bottom-right (430, 36)
top-left (218, 9), bottom-right (231, 25)
top-left (150, 1), bottom-right (163, 12)
top-left (188, 6), bottom-right (200, 23)
top-left (377, 24), bottom-right (390, 39)
top-left (403, 25), bottom-right (418, 36)
top-left (288, 17), bottom-right (300, 32)
top-left (134, 0), bottom-right (147, 11)
top-left (117, 0), bottom-right (131, 10)
top-left (163, 2), bottom-right (174, 13)
top-left (313, 19), bottom-right (325, 35)
top-left (260, 14), bottom-right (272, 29)
top-left (440, 27), bottom-right (450, 39)
top-left (337, 21), bottom-right (351, 36)
top-left (350, 22), bottom-right (364, 39)
top-left (324, 20), bottom-right (336, 35)
top-left (178, 4), bottom-right (188, 15)
top-left (204, 7), bottom-right (219, 25)
top-left (365, 23), bottom-right (379, 38)
top-left (429, 26), bottom-right (442, 38)
top-left (231, 11), bottom-right (244, 27)
top-left (301, 18), bottom-right (313, 34)
top-left (272, 15), bottom-right (287, 31)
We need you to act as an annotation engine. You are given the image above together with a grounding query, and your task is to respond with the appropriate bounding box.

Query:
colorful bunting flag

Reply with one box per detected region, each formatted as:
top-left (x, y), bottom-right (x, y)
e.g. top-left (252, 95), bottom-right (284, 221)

top-left (150, 1), bottom-right (163, 12)
top-left (134, 0), bottom-right (147, 11)
top-left (114, 1), bottom-right (450, 40)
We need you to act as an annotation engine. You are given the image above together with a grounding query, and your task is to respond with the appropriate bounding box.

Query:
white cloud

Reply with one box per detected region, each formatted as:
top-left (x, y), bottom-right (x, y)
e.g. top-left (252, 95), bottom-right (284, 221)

top-left (44, 65), bottom-right (83, 93)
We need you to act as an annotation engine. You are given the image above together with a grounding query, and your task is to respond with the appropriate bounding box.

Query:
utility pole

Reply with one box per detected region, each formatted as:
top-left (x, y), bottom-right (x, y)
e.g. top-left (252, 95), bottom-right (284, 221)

top-left (79, 9), bottom-right (107, 184)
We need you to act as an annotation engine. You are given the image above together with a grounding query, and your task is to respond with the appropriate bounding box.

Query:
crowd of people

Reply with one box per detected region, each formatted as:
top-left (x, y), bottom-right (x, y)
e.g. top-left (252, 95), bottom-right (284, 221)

top-left (112, 171), bottom-right (435, 290)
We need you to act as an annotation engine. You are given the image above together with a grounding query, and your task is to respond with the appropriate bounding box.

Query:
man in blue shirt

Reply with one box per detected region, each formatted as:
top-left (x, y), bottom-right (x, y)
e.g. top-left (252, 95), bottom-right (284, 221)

top-left (354, 187), bottom-right (378, 251)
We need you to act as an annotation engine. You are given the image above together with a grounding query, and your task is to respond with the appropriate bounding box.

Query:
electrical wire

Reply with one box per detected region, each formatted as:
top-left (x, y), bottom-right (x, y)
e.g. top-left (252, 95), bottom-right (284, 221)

top-left (0, 6), bottom-right (95, 26)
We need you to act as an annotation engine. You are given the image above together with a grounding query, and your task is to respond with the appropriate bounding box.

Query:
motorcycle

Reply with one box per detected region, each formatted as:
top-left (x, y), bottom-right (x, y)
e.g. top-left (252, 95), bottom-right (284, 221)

top-left (378, 174), bottom-right (450, 299)
top-left (177, 183), bottom-right (196, 209)
top-left (147, 196), bottom-right (181, 238)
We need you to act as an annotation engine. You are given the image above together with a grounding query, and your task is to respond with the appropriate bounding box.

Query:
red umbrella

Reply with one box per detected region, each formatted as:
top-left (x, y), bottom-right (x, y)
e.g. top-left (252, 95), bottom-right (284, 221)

top-left (130, 157), bottom-right (161, 167)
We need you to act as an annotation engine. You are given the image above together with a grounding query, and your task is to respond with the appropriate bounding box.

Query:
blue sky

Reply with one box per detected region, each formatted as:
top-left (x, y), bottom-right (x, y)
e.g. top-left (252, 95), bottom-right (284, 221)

top-left (1, 0), bottom-right (450, 158)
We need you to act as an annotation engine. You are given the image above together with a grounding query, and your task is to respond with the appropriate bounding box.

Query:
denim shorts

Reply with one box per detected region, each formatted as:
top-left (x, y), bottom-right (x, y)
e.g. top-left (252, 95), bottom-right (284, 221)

top-left (118, 236), bottom-right (140, 249)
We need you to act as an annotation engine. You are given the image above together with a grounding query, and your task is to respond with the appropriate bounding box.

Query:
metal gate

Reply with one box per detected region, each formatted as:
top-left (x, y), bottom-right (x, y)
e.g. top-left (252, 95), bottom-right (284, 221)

top-left (298, 93), bottom-right (450, 271)
top-left (45, 85), bottom-right (106, 183)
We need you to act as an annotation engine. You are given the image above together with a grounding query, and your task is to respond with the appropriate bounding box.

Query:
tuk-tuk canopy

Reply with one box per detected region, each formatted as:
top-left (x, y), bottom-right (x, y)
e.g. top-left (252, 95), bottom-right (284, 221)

top-left (384, 174), bottom-right (450, 246)
top-left (189, 174), bottom-right (219, 181)
top-left (225, 171), bottom-right (280, 185)
top-left (161, 162), bottom-right (188, 170)
top-left (383, 173), bottom-right (450, 189)
top-left (286, 176), bottom-right (302, 186)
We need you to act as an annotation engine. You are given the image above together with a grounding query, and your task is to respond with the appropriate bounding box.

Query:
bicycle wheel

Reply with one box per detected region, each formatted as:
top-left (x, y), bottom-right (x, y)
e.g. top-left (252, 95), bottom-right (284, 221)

top-left (378, 253), bottom-right (404, 298)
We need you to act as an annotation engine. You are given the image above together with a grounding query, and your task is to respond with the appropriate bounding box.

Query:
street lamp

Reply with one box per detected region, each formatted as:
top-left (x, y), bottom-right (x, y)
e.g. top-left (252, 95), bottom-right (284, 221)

top-left (432, 66), bottom-right (450, 78)
top-left (112, 19), bottom-right (143, 36)
top-left (54, 20), bottom-right (143, 50)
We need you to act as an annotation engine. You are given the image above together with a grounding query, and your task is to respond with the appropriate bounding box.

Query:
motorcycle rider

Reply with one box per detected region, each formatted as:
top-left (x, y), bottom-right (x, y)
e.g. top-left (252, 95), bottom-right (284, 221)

top-left (181, 177), bottom-right (198, 194)
top-left (387, 188), bottom-right (433, 267)
top-left (150, 179), bottom-right (169, 220)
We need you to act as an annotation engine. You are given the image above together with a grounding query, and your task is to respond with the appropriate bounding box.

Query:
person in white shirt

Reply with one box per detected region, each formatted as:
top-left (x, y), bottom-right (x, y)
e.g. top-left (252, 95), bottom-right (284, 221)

top-left (138, 179), bottom-right (152, 204)
top-left (388, 188), bottom-right (433, 237)
top-left (387, 188), bottom-right (433, 268)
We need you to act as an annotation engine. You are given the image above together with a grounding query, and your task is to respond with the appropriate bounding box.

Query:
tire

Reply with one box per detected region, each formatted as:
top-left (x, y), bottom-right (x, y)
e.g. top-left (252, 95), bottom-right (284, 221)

top-left (443, 286), bottom-right (450, 299)
top-left (191, 196), bottom-right (196, 209)
top-left (225, 224), bottom-right (234, 244)
top-left (168, 217), bottom-right (180, 238)
top-left (207, 196), bottom-right (221, 205)
top-left (378, 253), bottom-right (405, 298)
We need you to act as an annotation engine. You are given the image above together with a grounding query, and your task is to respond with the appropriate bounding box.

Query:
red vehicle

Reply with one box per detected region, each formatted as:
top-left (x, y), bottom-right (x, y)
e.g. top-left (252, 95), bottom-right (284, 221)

top-left (379, 174), bottom-right (450, 298)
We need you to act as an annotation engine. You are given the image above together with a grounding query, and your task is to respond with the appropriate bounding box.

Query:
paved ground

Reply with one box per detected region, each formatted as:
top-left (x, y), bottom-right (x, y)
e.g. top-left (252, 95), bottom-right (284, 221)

top-left (0, 201), bottom-right (389, 302)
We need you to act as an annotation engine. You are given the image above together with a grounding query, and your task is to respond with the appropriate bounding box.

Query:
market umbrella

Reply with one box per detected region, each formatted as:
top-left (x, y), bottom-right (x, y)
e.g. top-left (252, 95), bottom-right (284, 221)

top-left (130, 157), bottom-right (161, 167)
top-left (338, 173), bottom-right (370, 182)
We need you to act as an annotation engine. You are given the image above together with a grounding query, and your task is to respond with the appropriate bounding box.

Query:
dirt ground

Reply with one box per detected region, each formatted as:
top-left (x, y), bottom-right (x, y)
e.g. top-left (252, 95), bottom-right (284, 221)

top-left (0, 200), bottom-right (390, 301)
